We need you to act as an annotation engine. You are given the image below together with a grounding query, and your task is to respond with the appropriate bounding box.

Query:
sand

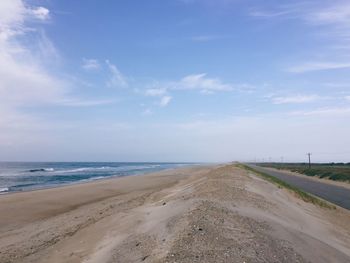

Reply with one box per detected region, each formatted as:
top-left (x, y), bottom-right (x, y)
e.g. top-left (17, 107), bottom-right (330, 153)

top-left (0, 164), bottom-right (350, 263)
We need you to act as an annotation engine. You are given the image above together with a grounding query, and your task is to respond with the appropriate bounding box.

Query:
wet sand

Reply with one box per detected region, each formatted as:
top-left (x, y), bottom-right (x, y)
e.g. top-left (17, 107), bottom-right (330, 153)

top-left (1, 164), bottom-right (350, 263)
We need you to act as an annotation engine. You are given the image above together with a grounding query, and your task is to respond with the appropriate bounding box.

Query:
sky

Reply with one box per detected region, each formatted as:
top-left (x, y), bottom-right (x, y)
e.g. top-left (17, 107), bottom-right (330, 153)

top-left (0, 0), bottom-right (350, 162)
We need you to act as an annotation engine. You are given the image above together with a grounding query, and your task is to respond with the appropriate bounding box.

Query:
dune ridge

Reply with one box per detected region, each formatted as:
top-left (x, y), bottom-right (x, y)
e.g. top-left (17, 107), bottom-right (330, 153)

top-left (0, 164), bottom-right (350, 263)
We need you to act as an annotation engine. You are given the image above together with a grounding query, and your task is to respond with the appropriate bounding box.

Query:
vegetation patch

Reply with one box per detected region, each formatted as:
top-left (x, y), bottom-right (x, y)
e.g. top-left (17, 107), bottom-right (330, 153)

top-left (259, 163), bottom-right (350, 183)
top-left (236, 164), bottom-right (336, 209)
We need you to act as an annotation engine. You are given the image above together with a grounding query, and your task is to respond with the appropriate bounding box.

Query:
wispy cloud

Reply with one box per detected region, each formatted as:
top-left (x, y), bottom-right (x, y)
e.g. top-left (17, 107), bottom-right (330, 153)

top-left (0, 0), bottom-right (68, 147)
top-left (251, 1), bottom-right (350, 43)
top-left (0, 0), bottom-right (115, 142)
top-left (144, 87), bottom-right (171, 107)
top-left (249, 2), bottom-right (308, 20)
top-left (145, 88), bottom-right (167, 97)
top-left (30, 6), bottom-right (50, 21)
top-left (252, 2), bottom-right (350, 73)
top-left (287, 62), bottom-right (350, 73)
top-left (175, 73), bottom-right (234, 93)
top-left (141, 73), bottom-right (243, 110)
top-left (141, 73), bottom-right (254, 109)
top-left (306, 2), bottom-right (350, 26)
top-left (250, 2), bottom-right (350, 27)
top-left (159, 96), bottom-right (172, 107)
top-left (0, 1), bottom-right (67, 108)
top-left (290, 107), bottom-right (350, 117)
top-left (106, 60), bottom-right (128, 88)
top-left (145, 74), bottom-right (237, 95)
top-left (250, 10), bottom-right (294, 18)
top-left (82, 58), bottom-right (100, 71)
top-left (271, 95), bottom-right (321, 104)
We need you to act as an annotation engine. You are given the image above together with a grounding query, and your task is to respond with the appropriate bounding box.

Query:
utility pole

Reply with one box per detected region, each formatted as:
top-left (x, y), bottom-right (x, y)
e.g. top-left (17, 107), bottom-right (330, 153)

top-left (307, 153), bottom-right (312, 169)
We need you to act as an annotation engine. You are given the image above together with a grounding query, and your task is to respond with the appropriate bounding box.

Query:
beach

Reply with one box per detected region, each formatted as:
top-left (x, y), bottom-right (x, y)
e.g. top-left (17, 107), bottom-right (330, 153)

top-left (1, 164), bottom-right (350, 263)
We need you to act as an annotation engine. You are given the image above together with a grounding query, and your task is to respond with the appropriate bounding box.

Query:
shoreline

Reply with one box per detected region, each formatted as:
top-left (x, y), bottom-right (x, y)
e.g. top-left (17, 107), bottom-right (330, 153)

top-left (0, 163), bottom-right (204, 196)
top-left (1, 164), bottom-right (349, 263)
top-left (0, 165), bottom-right (214, 233)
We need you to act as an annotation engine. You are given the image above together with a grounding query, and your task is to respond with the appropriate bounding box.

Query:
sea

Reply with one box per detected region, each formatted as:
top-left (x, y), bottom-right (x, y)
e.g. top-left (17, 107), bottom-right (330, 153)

top-left (0, 162), bottom-right (193, 194)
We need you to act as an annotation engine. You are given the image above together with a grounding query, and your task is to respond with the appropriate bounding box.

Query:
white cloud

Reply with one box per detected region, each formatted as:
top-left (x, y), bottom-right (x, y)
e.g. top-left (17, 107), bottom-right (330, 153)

top-left (0, 1), bottom-right (24, 24)
top-left (106, 60), bottom-right (128, 88)
top-left (36, 31), bottom-right (60, 62)
top-left (0, 1), bottom-right (66, 108)
top-left (141, 74), bottom-right (251, 109)
top-left (145, 88), bottom-right (167, 97)
top-left (287, 62), bottom-right (350, 73)
top-left (144, 74), bottom-right (250, 97)
top-left (175, 73), bottom-right (234, 93)
top-left (0, 0), bottom-right (112, 147)
top-left (0, 1), bottom-right (50, 34)
top-left (271, 95), bottom-right (321, 104)
top-left (0, 1), bottom-right (26, 42)
top-left (251, 2), bottom-right (350, 27)
top-left (0, 0), bottom-right (69, 150)
top-left (144, 87), bottom-right (171, 108)
top-left (306, 3), bottom-right (350, 26)
top-left (142, 74), bottom-right (239, 108)
top-left (159, 96), bottom-right (172, 107)
top-left (345, 96), bottom-right (350, 102)
top-left (82, 58), bottom-right (100, 71)
top-left (0, 52), bottom-right (67, 106)
top-left (30, 6), bottom-right (50, 21)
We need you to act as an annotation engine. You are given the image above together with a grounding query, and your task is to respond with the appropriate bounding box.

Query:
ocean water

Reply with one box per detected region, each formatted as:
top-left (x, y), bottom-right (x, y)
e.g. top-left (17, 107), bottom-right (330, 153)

top-left (0, 162), bottom-right (192, 193)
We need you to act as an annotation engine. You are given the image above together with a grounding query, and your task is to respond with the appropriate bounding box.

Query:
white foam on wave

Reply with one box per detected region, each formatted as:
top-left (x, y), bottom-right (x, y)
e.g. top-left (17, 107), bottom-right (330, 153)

top-left (57, 165), bottom-right (159, 174)
top-left (58, 167), bottom-right (93, 173)
top-left (115, 164), bottom-right (162, 171)
top-left (57, 166), bottom-right (115, 174)
top-left (81, 176), bottom-right (109, 182)
top-left (0, 187), bottom-right (9, 193)
top-left (24, 164), bottom-right (166, 177)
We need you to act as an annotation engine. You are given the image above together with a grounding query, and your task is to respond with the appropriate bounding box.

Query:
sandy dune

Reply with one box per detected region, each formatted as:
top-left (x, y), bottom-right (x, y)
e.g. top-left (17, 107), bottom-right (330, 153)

top-left (0, 164), bottom-right (350, 263)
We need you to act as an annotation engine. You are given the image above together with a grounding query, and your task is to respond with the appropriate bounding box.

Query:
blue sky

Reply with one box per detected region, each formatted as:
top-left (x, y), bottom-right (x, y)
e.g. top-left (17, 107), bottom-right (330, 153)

top-left (1, 0), bottom-right (350, 162)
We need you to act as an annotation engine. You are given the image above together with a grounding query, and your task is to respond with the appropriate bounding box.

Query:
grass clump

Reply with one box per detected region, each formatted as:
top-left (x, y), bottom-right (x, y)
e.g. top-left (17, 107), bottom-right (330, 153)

top-left (259, 163), bottom-right (350, 183)
top-left (236, 164), bottom-right (336, 209)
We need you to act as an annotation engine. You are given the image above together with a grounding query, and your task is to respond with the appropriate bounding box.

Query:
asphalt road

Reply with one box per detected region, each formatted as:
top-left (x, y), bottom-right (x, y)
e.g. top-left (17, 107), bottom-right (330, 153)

top-left (247, 165), bottom-right (350, 210)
